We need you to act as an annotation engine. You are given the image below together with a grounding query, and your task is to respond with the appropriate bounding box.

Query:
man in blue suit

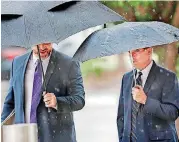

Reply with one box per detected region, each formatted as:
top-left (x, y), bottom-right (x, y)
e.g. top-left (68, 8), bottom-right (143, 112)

top-left (117, 47), bottom-right (179, 142)
top-left (1, 43), bottom-right (85, 142)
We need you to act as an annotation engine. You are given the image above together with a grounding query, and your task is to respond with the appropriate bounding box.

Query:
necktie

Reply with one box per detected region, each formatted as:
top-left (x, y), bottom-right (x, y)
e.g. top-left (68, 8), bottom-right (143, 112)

top-left (30, 60), bottom-right (42, 123)
top-left (131, 71), bottom-right (143, 142)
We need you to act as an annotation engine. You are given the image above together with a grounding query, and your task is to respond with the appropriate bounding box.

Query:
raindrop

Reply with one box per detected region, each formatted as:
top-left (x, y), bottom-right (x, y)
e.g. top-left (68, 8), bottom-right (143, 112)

top-left (60, 131), bottom-right (62, 133)
top-left (64, 116), bottom-right (67, 119)
top-left (155, 125), bottom-right (161, 129)
top-left (157, 137), bottom-right (159, 140)
top-left (53, 130), bottom-right (56, 133)
top-left (59, 68), bottom-right (61, 70)
top-left (140, 129), bottom-right (144, 133)
top-left (55, 88), bottom-right (60, 92)
top-left (166, 73), bottom-right (169, 76)
top-left (151, 85), bottom-right (157, 90)
top-left (152, 9), bottom-right (156, 13)
top-left (159, 16), bottom-right (162, 20)
top-left (51, 61), bottom-right (54, 64)
top-left (170, 15), bottom-right (173, 19)
top-left (163, 93), bottom-right (166, 96)
top-left (160, 69), bottom-right (163, 73)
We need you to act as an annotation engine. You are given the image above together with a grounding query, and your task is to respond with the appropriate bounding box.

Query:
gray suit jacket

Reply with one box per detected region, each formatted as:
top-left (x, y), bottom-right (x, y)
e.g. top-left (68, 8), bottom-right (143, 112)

top-left (117, 61), bottom-right (179, 142)
top-left (1, 49), bottom-right (85, 142)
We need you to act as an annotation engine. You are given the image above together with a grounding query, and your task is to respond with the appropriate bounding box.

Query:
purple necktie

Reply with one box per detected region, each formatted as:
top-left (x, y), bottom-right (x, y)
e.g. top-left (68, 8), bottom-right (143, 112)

top-left (30, 60), bottom-right (42, 123)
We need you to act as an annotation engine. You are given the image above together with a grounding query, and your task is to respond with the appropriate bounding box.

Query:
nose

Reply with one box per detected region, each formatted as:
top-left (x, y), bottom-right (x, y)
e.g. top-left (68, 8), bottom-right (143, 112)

top-left (131, 51), bottom-right (137, 58)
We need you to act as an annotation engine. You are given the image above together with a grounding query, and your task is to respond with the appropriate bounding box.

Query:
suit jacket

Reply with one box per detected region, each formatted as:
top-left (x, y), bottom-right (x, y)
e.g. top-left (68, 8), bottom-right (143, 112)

top-left (1, 49), bottom-right (85, 142)
top-left (117, 61), bottom-right (179, 142)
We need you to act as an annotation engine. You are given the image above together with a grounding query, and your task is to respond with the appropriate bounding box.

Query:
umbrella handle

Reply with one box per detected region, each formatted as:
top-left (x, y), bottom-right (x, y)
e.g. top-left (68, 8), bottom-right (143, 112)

top-left (37, 45), bottom-right (50, 113)
top-left (43, 91), bottom-right (51, 113)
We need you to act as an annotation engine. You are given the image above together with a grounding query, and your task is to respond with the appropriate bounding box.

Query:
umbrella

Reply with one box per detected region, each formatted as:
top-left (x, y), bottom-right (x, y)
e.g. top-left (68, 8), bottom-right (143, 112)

top-left (73, 21), bottom-right (179, 62)
top-left (1, 1), bottom-right (66, 15)
top-left (1, 1), bottom-right (125, 48)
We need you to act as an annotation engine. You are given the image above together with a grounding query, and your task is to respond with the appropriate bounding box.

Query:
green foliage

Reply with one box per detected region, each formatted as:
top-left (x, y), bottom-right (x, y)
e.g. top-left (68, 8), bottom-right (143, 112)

top-left (102, 1), bottom-right (156, 9)
top-left (102, 1), bottom-right (156, 21)
top-left (80, 58), bottom-right (105, 77)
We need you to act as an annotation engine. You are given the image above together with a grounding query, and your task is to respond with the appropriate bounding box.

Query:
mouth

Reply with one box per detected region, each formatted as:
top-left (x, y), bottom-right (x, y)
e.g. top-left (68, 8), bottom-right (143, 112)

top-left (39, 49), bottom-right (48, 54)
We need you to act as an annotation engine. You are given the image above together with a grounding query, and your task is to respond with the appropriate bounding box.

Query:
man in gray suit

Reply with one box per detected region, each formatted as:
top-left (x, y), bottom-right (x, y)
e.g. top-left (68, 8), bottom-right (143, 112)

top-left (1, 43), bottom-right (85, 142)
top-left (117, 47), bottom-right (179, 142)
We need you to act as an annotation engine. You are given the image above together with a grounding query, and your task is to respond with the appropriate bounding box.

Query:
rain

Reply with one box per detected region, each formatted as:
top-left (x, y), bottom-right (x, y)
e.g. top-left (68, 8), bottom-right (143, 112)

top-left (1, 1), bottom-right (179, 142)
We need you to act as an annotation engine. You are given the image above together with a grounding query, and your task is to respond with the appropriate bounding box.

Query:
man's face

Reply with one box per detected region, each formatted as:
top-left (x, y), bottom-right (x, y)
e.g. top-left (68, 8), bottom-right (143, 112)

top-left (129, 48), bottom-right (152, 69)
top-left (32, 43), bottom-right (52, 59)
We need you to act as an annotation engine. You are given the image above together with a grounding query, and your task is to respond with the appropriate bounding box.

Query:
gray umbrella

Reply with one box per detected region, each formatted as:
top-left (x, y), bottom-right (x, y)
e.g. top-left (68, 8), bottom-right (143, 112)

top-left (1, 1), bottom-right (125, 48)
top-left (73, 21), bottom-right (179, 62)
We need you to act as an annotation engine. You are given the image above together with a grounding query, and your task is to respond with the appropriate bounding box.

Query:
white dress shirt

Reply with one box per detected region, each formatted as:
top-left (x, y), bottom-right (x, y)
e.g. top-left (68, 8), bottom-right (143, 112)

top-left (25, 54), bottom-right (50, 123)
top-left (136, 61), bottom-right (153, 87)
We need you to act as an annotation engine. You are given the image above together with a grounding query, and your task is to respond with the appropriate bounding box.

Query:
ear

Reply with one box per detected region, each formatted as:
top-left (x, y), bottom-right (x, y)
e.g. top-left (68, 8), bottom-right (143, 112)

top-left (147, 48), bottom-right (152, 55)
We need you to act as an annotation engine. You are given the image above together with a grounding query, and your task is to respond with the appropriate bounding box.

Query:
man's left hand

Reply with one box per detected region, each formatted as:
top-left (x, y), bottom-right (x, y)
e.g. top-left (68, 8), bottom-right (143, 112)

top-left (43, 92), bottom-right (57, 109)
top-left (132, 85), bottom-right (147, 104)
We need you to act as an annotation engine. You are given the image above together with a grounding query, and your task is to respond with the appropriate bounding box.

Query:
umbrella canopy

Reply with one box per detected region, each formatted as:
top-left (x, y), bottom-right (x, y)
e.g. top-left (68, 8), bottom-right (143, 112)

top-left (73, 21), bottom-right (179, 62)
top-left (1, 1), bottom-right (66, 15)
top-left (1, 1), bottom-right (125, 48)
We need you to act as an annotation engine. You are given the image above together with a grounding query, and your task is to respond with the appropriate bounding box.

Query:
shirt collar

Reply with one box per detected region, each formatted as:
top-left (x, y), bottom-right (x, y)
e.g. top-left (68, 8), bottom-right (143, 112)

top-left (32, 53), bottom-right (51, 65)
top-left (137, 60), bottom-right (153, 76)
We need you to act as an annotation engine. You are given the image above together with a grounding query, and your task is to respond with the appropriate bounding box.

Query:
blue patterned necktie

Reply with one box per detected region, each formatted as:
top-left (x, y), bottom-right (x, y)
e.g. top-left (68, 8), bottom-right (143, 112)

top-left (131, 71), bottom-right (143, 142)
top-left (30, 59), bottom-right (42, 123)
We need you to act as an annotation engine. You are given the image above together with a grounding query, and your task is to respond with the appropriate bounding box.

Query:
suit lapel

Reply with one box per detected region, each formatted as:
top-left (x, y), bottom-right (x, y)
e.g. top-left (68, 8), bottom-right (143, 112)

top-left (143, 61), bottom-right (157, 94)
top-left (125, 72), bottom-right (134, 137)
top-left (22, 52), bottom-right (32, 96)
top-left (14, 52), bottom-right (31, 123)
top-left (41, 49), bottom-right (57, 93)
top-left (15, 52), bottom-right (32, 105)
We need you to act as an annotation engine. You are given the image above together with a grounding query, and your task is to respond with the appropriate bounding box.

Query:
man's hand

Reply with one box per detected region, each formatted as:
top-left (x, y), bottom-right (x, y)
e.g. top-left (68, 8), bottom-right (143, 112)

top-left (43, 92), bottom-right (57, 109)
top-left (132, 85), bottom-right (147, 104)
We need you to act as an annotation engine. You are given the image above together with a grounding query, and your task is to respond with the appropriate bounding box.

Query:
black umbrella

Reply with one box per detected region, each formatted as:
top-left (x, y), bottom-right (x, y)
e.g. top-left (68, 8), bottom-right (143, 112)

top-left (2, 1), bottom-right (125, 48)
top-left (73, 21), bottom-right (179, 62)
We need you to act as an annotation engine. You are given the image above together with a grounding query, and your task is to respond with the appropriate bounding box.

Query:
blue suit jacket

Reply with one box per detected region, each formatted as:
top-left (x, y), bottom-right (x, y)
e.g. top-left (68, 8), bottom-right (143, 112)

top-left (117, 61), bottom-right (179, 142)
top-left (1, 49), bottom-right (85, 142)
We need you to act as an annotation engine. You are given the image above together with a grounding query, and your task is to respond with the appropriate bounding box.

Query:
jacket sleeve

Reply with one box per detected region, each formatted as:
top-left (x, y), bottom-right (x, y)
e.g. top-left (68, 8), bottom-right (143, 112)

top-left (143, 73), bottom-right (179, 121)
top-left (1, 60), bottom-right (15, 123)
top-left (117, 75), bottom-right (125, 141)
top-left (56, 60), bottom-right (85, 113)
